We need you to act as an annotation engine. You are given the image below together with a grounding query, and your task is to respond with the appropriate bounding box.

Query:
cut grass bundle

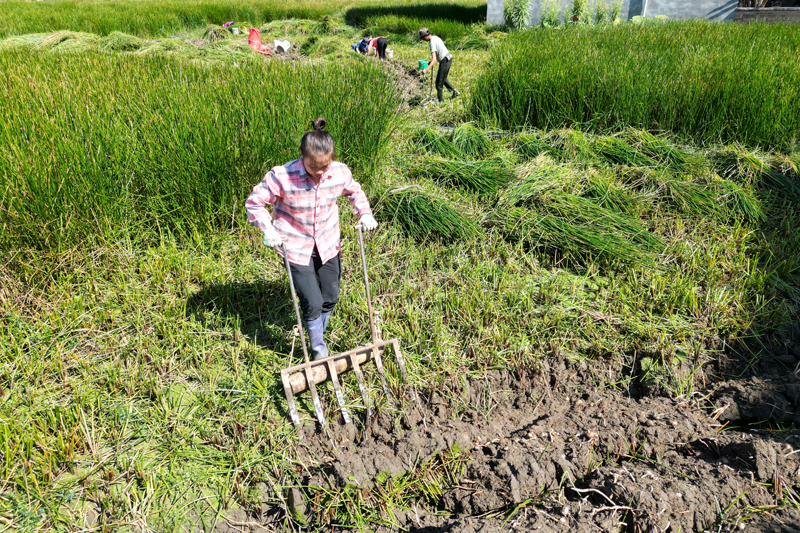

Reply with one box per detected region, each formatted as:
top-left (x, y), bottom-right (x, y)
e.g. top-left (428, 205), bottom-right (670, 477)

top-left (658, 177), bottom-right (722, 219)
top-left (514, 133), bottom-right (565, 161)
top-left (495, 164), bottom-right (661, 264)
top-left (451, 123), bottom-right (490, 158)
top-left (710, 145), bottom-right (800, 199)
top-left (497, 162), bottom-right (569, 208)
top-left (452, 33), bottom-right (491, 51)
top-left (490, 200), bottom-right (660, 266)
top-left (583, 173), bottom-right (645, 216)
top-left (621, 169), bottom-right (763, 222)
top-left (36, 30), bottom-right (99, 52)
top-left (547, 129), bottom-right (595, 162)
top-left (622, 129), bottom-right (706, 174)
top-left (378, 186), bottom-right (479, 241)
top-left (717, 179), bottom-right (764, 223)
top-left (412, 157), bottom-right (514, 195)
top-left (100, 31), bottom-right (145, 52)
top-left (203, 24), bottom-right (229, 43)
top-left (411, 126), bottom-right (462, 158)
top-left (592, 136), bottom-right (657, 168)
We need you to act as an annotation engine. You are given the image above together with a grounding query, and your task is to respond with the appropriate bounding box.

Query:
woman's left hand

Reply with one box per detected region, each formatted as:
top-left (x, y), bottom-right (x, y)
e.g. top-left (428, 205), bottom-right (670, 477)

top-left (359, 215), bottom-right (378, 231)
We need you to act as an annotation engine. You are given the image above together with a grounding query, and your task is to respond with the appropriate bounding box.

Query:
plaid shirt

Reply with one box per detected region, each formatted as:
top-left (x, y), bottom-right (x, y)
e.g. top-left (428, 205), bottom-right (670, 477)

top-left (245, 158), bottom-right (372, 266)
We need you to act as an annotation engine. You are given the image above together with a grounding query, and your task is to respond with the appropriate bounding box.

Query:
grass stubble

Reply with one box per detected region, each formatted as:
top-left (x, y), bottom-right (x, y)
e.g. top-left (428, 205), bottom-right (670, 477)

top-left (1, 9), bottom-right (800, 532)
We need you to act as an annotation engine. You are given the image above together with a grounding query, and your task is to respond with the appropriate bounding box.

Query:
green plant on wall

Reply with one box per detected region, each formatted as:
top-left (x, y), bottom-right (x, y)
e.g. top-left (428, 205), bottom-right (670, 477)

top-left (541, 0), bottom-right (560, 26)
top-left (593, 0), bottom-right (609, 24)
top-left (505, 0), bottom-right (531, 29)
top-left (610, 0), bottom-right (623, 21)
top-left (568, 0), bottom-right (589, 24)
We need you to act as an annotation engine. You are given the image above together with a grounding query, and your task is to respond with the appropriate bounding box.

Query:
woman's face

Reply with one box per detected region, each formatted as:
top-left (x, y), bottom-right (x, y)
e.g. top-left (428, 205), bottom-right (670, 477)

top-left (302, 153), bottom-right (333, 181)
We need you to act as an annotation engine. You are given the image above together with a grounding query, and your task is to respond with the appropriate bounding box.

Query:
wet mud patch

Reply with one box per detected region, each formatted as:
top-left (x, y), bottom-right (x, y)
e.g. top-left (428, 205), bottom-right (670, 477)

top-left (206, 343), bottom-right (800, 533)
top-left (245, 359), bottom-right (800, 533)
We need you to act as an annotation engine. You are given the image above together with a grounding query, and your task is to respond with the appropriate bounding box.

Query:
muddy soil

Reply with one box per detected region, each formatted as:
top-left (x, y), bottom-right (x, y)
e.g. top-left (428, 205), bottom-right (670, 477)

top-left (211, 342), bottom-right (800, 533)
top-left (378, 60), bottom-right (427, 109)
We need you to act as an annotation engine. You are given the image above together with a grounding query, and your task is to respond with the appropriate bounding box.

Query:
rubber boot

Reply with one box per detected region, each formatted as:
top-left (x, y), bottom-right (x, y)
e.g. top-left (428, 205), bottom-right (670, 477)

top-left (320, 311), bottom-right (332, 333)
top-left (305, 316), bottom-right (328, 361)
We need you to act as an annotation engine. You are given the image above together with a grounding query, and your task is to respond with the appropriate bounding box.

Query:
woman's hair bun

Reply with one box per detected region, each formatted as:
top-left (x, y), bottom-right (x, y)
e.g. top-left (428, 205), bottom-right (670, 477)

top-left (312, 117), bottom-right (327, 131)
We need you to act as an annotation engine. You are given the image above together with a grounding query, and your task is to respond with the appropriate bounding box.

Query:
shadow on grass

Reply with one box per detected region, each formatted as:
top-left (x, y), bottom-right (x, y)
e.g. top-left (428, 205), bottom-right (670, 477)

top-left (344, 4), bottom-right (487, 27)
top-left (186, 279), bottom-right (296, 353)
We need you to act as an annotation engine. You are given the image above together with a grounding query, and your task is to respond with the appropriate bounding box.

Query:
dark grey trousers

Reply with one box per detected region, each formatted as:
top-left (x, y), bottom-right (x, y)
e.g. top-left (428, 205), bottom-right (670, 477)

top-left (376, 37), bottom-right (388, 59)
top-left (435, 57), bottom-right (455, 102)
top-left (288, 248), bottom-right (341, 321)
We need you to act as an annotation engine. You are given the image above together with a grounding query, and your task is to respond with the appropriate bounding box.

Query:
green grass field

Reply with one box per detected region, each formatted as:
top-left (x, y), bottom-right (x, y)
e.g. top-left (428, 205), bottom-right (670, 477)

top-left (470, 21), bottom-right (800, 150)
top-left (2, 4), bottom-right (800, 530)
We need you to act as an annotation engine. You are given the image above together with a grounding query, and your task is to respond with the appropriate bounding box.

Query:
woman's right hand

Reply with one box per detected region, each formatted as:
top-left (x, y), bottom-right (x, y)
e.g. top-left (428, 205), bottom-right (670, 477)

top-left (262, 226), bottom-right (284, 248)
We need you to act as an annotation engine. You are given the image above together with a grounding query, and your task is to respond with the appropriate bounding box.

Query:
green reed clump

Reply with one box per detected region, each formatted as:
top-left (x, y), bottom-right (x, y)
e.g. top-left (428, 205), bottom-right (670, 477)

top-left (411, 157), bottom-right (514, 195)
top-left (411, 126), bottom-right (462, 158)
top-left (514, 133), bottom-right (566, 161)
top-left (451, 123), bottom-right (491, 158)
top-left (379, 186), bottom-right (479, 241)
top-left (470, 21), bottom-right (800, 150)
top-left (592, 136), bottom-right (657, 168)
top-left (622, 130), bottom-right (706, 174)
top-left (0, 49), bottom-right (398, 251)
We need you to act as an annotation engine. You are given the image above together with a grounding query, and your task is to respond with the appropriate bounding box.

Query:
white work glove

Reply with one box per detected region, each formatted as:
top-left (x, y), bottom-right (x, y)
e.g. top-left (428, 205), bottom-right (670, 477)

top-left (359, 215), bottom-right (378, 231)
top-left (262, 225), bottom-right (284, 248)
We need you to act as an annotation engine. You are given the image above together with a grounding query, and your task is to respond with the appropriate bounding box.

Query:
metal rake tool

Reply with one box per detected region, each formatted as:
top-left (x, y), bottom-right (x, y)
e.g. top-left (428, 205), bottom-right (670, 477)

top-left (280, 225), bottom-right (415, 428)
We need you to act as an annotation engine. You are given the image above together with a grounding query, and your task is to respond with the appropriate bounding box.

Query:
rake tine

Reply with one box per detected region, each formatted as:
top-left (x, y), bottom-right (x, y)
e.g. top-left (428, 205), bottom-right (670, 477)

top-left (305, 365), bottom-right (326, 427)
top-left (350, 353), bottom-right (372, 422)
top-left (327, 358), bottom-right (351, 424)
top-left (282, 244), bottom-right (326, 428)
top-left (281, 371), bottom-right (301, 427)
top-left (372, 346), bottom-right (396, 408)
top-left (389, 339), bottom-right (417, 403)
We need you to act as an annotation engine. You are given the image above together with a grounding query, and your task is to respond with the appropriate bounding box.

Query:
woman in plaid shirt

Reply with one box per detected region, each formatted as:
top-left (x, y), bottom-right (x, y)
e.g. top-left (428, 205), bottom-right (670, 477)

top-left (245, 118), bottom-right (378, 360)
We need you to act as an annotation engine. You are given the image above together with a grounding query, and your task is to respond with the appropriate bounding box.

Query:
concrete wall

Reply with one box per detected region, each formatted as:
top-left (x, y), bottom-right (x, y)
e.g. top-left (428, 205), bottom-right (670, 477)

top-left (486, 0), bottom-right (738, 25)
top-left (735, 6), bottom-right (800, 21)
top-left (487, 0), bottom-right (505, 25)
top-left (639, 0), bottom-right (737, 20)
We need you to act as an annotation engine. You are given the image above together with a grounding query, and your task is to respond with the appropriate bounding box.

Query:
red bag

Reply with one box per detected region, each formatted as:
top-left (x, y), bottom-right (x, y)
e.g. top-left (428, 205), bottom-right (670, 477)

top-left (248, 29), bottom-right (273, 56)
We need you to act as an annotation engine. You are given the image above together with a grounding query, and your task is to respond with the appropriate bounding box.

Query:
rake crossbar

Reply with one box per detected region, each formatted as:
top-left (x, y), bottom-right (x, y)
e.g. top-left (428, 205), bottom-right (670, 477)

top-left (282, 339), bottom-right (396, 394)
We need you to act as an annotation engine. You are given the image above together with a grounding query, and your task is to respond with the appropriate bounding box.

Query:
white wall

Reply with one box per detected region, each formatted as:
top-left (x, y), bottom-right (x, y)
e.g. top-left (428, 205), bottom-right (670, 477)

top-left (486, 0), bottom-right (738, 25)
